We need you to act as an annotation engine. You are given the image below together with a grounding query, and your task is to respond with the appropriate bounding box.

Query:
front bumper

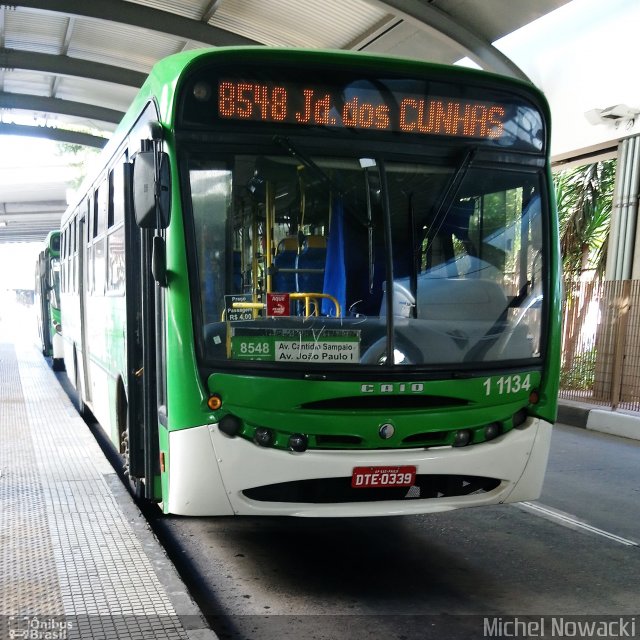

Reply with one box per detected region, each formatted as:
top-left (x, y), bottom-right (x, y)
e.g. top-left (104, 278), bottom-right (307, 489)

top-left (165, 417), bottom-right (552, 517)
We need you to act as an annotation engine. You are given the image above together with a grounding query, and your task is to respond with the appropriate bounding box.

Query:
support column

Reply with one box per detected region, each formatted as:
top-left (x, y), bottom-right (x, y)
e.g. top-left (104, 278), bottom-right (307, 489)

top-left (606, 135), bottom-right (640, 280)
top-left (595, 135), bottom-right (640, 409)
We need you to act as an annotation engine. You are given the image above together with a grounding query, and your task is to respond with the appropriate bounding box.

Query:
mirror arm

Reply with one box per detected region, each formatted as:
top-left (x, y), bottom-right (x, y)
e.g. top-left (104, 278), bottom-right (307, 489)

top-left (152, 235), bottom-right (167, 287)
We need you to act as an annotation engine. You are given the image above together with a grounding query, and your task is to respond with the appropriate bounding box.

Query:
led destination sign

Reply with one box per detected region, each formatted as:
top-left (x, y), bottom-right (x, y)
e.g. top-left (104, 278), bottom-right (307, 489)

top-left (218, 79), bottom-right (510, 141)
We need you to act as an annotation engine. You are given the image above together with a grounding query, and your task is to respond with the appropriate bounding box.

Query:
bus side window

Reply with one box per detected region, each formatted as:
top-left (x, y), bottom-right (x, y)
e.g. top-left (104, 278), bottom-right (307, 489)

top-left (94, 179), bottom-right (108, 295)
top-left (61, 228), bottom-right (66, 293)
top-left (65, 226), bottom-right (70, 293)
top-left (107, 160), bottom-right (126, 293)
top-left (72, 217), bottom-right (77, 293)
top-left (87, 195), bottom-right (95, 294)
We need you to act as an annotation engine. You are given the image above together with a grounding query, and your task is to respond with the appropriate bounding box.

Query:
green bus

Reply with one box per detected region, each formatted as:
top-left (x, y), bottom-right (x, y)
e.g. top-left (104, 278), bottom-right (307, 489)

top-left (35, 230), bottom-right (64, 371)
top-left (59, 48), bottom-right (560, 516)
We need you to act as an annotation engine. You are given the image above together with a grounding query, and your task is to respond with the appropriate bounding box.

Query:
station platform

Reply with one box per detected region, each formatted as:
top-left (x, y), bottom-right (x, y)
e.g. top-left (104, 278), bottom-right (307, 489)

top-left (0, 337), bottom-right (216, 640)
top-left (558, 399), bottom-right (640, 441)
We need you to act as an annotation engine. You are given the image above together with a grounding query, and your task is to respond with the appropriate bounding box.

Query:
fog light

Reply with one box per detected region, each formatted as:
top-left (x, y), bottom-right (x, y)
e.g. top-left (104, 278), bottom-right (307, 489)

top-left (288, 433), bottom-right (308, 452)
top-left (484, 422), bottom-right (501, 441)
top-left (254, 427), bottom-right (275, 447)
top-left (219, 414), bottom-right (242, 437)
top-left (453, 429), bottom-right (472, 447)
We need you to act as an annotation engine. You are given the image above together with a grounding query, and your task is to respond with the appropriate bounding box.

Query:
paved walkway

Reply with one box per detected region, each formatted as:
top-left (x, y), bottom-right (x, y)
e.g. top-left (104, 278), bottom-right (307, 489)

top-left (0, 338), bottom-right (216, 640)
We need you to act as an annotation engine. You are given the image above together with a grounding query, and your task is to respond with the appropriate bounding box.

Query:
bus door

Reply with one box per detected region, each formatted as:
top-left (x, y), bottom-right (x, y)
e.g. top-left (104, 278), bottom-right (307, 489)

top-left (124, 157), bottom-right (162, 501)
top-left (37, 252), bottom-right (52, 355)
top-left (77, 213), bottom-right (92, 405)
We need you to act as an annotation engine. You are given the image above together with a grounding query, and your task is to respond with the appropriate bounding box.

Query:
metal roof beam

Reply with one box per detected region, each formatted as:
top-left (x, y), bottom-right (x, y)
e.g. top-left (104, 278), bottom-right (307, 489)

top-left (362, 0), bottom-right (529, 81)
top-left (1, 200), bottom-right (67, 212)
top-left (345, 16), bottom-right (402, 51)
top-left (0, 48), bottom-right (146, 87)
top-left (0, 229), bottom-right (59, 243)
top-left (12, 0), bottom-right (260, 47)
top-left (0, 92), bottom-right (123, 124)
top-left (0, 8), bottom-right (5, 91)
top-left (0, 211), bottom-right (64, 223)
top-left (50, 15), bottom-right (76, 97)
top-left (201, 0), bottom-right (223, 24)
top-left (0, 122), bottom-right (108, 147)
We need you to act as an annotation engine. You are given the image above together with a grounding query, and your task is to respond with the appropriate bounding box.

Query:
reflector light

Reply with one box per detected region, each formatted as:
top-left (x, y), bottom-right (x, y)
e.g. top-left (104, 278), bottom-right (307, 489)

top-left (484, 423), bottom-right (501, 441)
top-left (529, 389), bottom-right (540, 405)
top-left (254, 428), bottom-right (275, 447)
top-left (160, 451), bottom-right (166, 473)
top-left (219, 414), bottom-right (242, 437)
top-left (207, 394), bottom-right (222, 411)
top-left (452, 429), bottom-right (472, 447)
top-left (288, 433), bottom-right (308, 452)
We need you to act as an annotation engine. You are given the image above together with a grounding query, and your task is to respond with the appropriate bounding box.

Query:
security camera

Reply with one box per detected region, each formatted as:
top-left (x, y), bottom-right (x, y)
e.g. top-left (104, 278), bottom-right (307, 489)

top-left (599, 104), bottom-right (640, 120)
top-left (585, 104), bottom-right (640, 126)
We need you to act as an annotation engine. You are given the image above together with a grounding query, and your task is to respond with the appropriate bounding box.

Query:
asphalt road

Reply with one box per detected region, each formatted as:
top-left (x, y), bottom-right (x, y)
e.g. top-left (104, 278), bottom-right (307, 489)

top-left (146, 423), bottom-right (640, 640)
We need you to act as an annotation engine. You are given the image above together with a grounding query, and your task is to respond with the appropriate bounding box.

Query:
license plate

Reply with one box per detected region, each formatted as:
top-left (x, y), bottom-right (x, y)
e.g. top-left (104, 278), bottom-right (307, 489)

top-left (351, 466), bottom-right (416, 489)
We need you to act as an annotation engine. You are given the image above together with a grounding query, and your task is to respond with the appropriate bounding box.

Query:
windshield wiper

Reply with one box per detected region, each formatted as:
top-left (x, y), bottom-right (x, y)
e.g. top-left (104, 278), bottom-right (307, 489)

top-left (415, 146), bottom-right (478, 292)
top-left (424, 146), bottom-right (477, 244)
top-left (272, 135), bottom-right (341, 195)
top-left (377, 159), bottom-right (396, 367)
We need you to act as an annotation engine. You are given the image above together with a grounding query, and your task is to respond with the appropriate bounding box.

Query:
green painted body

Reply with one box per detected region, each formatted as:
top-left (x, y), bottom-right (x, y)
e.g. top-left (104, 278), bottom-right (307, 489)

top-left (206, 371), bottom-right (546, 449)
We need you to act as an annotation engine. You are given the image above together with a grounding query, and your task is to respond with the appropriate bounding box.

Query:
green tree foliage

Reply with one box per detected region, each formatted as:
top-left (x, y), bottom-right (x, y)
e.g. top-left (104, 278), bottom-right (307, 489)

top-left (555, 160), bottom-right (615, 382)
top-left (554, 159), bottom-right (616, 287)
top-left (55, 142), bottom-right (100, 190)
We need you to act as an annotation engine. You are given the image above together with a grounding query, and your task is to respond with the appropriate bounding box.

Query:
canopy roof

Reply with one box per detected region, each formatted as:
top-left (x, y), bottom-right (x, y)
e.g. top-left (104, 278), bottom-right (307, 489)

top-left (0, 0), bottom-right (570, 242)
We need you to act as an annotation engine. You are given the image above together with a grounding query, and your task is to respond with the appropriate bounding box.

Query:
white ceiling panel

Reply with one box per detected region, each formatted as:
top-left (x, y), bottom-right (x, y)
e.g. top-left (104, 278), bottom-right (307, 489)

top-left (362, 20), bottom-right (467, 63)
top-left (126, 0), bottom-right (213, 21)
top-left (68, 19), bottom-right (182, 73)
top-left (4, 8), bottom-right (69, 54)
top-left (54, 76), bottom-right (137, 114)
top-left (2, 70), bottom-right (52, 96)
top-left (211, 0), bottom-right (390, 48)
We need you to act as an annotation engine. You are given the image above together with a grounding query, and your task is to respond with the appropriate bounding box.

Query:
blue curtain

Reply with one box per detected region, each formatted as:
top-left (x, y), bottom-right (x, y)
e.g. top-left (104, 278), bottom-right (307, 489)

top-left (322, 197), bottom-right (346, 316)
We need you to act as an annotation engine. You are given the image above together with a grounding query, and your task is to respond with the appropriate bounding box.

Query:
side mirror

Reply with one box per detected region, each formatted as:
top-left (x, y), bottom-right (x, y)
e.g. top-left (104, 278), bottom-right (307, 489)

top-left (133, 150), bottom-right (171, 229)
top-left (48, 258), bottom-right (60, 291)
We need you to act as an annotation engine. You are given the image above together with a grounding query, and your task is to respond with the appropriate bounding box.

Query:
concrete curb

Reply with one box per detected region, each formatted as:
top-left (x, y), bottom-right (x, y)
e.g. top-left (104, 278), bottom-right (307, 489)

top-left (558, 399), bottom-right (640, 441)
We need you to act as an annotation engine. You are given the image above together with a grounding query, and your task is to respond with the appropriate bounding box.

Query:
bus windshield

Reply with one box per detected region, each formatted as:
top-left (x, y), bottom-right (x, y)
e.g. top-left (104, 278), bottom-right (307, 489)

top-left (186, 148), bottom-right (545, 370)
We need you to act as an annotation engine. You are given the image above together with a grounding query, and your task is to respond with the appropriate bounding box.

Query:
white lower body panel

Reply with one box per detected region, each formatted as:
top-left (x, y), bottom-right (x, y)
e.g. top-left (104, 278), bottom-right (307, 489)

top-left (52, 331), bottom-right (64, 361)
top-left (166, 417), bottom-right (552, 517)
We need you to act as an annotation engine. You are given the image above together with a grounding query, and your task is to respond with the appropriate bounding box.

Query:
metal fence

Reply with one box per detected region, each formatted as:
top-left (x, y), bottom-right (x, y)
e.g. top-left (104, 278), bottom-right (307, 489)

top-left (560, 279), bottom-right (640, 412)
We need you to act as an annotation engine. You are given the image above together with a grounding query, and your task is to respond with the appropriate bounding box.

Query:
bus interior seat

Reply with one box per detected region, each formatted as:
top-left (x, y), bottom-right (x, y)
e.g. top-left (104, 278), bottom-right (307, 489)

top-left (415, 278), bottom-right (508, 322)
top-left (272, 235), bottom-right (327, 307)
top-left (296, 235), bottom-right (326, 293)
top-left (380, 277), bottom-right (519, 359)
top-left (273, 236), bottom-right (298, 293)
top-left (232, 250), bottom-right (242, 290)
